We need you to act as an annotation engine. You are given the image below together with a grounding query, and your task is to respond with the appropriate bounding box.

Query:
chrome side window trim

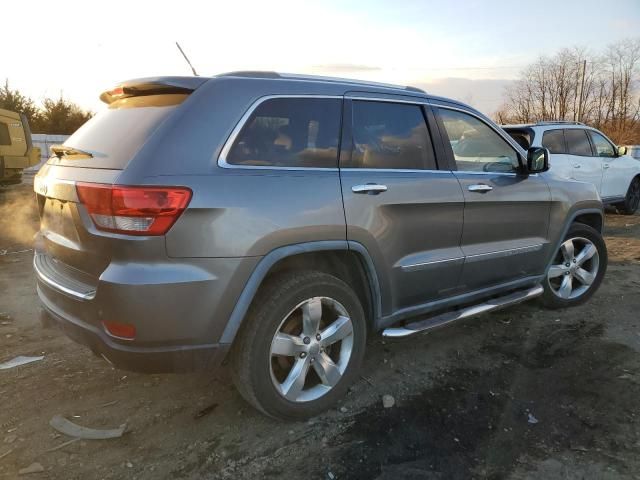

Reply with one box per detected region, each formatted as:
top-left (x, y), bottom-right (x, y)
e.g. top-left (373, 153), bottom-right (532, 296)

top-left (454, 170), bottom-right (539, 177)
top-left (217, 94), bottom-right (343, 171)
top-left (339, 168), bottom-right (451, 174)
top-left (346, 95), bottom-right (429, 106)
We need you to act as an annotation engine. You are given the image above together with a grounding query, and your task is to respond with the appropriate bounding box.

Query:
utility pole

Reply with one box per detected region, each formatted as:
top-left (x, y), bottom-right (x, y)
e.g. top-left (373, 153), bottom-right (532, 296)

top-left (577, 59), bottom-right (587, 122)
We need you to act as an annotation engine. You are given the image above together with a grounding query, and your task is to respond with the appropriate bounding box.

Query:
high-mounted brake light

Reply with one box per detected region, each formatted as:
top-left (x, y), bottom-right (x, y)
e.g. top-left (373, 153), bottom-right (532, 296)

top-left (76, 183), bottom-right (192, 236)
top-left (109, 87), bottom-right (125, 98)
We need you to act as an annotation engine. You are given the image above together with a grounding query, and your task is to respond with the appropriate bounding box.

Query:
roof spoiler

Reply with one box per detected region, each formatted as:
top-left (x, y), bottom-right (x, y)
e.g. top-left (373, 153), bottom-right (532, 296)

top-left (99, 76), bottom-right (208, 104)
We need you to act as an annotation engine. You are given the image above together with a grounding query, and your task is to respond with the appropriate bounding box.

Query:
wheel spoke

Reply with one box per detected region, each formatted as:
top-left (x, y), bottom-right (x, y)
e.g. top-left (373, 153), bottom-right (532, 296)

top-left (558, 274), bottom-right (573, 298)
top-left (271, 333), bottom-right (307, 357)
top-left (548, 264), bottom-right (567, 279)
top-left (313, 352), bottom-right (342, 387)
top-left (575, 243), bottom-right (597, 267)
top-left (280, 357), bottom-right (310, 401)
top-left (320, 315), bottom-right (353, 347)
top-left (560, 239), bottom-right (575, 263)
top-left (302, 298), bottom-right (322, 336)
top-left (574, 267), bottom-right (595, 286)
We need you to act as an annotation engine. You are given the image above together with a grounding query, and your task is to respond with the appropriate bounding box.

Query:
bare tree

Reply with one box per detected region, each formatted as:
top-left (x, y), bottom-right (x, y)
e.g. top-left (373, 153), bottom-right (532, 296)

top-left (495, 38), bottom-right (640, 144)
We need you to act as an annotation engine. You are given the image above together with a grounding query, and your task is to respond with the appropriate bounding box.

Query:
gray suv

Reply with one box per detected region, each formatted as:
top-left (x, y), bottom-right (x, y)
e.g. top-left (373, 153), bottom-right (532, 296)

top-left (34, 72), bottom-right (607, 419)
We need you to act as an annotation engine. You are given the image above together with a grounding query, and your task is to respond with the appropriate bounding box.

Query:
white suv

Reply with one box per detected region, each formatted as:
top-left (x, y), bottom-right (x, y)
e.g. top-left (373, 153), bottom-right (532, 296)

top-left (504, 122), bottom-right (640, 214)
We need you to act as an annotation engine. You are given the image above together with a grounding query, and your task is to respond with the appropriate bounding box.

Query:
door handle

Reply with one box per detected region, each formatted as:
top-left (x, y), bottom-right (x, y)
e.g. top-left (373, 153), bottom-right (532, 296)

top-left (352, 184), bottom-right (388, 194)
top-left (572, 163), bottom-right (581, 168)
top-left (467, 184), bottom-right (493, 193)
top-left (603, 164), bottom-right (610, 169)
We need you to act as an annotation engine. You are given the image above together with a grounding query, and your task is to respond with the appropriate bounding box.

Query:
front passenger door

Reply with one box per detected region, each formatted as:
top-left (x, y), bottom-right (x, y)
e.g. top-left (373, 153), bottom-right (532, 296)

top-left (435, 106), bottom-right (552, 292)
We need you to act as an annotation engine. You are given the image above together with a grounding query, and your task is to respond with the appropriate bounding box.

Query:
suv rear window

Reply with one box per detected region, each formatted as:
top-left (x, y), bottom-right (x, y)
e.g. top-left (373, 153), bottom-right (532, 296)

top-left (226, 97), bottom-right (342, 168)
top-left (345, 100), bottom-right (436, 170)
top-left (54, 94), bottom-right (188, 170)
top-left (542, 129), bottom-right (566, 154)
top-left (564, 129), bottom-right (593, 156)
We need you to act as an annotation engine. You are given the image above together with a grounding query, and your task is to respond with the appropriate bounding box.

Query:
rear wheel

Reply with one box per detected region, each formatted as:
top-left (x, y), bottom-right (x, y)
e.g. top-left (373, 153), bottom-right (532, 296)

top-left (615, 176), bottom-right (640, 215)
top-left (541, 223), bottom-right (607, 309)
top-left (230, 270), bottom-right (367, 420)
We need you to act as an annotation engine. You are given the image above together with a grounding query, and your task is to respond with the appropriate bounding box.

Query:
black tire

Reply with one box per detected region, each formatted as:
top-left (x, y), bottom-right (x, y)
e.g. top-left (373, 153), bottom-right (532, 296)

top-left (541, 223), bottom-right (607, 309)
top-left (615, 176), bottom-right (640, 215)
top-left (230, 270), bottom-right (367, 420)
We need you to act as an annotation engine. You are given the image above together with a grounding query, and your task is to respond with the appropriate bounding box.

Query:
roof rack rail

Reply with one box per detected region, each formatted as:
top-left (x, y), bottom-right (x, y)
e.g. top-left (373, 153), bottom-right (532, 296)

top-left (216, 71), bottom-right (426, 94)
top-left (535, 120), bottom-right (586, 126)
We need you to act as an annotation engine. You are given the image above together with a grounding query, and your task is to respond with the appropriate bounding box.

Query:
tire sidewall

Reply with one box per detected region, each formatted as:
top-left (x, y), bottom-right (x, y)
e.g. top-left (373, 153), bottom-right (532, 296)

top-left (624, 177), bottom-right (640, 214)
top-left (542, 223), bottom-right (608, 309)
top-left (246, 274), bottom-right (366, 420)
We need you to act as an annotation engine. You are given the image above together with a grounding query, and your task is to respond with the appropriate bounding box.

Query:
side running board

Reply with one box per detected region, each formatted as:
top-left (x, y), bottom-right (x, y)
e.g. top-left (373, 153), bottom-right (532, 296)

top-left (382, 285), bottom-right (544, 338)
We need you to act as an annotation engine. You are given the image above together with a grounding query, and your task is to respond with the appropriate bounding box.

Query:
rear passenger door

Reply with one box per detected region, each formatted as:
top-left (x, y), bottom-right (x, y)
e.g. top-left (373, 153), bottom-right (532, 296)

top-left (434, 106), bottom-right (551, 291)
top-left (564, 128), bottom-right (603, 193)
top-left (340, 96), bottom-right (465, 314)
top-left (541, 129), bottom-right (572, 181)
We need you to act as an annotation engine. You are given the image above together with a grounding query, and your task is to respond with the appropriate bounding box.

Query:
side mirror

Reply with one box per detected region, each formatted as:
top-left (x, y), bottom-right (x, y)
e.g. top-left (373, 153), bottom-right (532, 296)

top-left (526, 147), bottom-right (549, 173)
top-left (617, 146), bottom-right (628, 157)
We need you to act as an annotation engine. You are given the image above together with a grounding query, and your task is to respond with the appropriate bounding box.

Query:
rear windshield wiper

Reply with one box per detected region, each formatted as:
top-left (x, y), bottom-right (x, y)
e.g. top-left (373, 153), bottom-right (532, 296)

top-left (51, 145), bottom-right (94, 159)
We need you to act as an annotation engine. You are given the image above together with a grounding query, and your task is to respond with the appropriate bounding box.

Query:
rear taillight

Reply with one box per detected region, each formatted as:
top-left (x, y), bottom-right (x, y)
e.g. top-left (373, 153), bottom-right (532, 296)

top-left (76, 183), bottom-right (192, 236)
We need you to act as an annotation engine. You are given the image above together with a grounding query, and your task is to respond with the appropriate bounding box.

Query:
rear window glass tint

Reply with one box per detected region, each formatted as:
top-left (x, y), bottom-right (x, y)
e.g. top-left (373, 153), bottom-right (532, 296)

top-left (542, 129), bottom-right (566, 154)
top-left (347, 101), bottom-right (436, 170)
top-left (0, 122), bottom-right (10, 145)
top-left (226, 98), bottom-right (342, 168)
top-left (55, 94), bottom-right (188, 169)
top-left (565, 129), bottom-right (593, 156)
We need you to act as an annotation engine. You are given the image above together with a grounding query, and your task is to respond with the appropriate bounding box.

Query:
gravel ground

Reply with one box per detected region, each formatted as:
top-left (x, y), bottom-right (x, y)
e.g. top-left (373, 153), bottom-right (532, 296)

top-left (1, 183), bottom-right (639, 479)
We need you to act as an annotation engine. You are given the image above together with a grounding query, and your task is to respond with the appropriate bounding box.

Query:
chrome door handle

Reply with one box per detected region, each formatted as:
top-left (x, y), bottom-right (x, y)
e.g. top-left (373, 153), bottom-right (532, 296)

top-left (352, 184), bottom-right (388, 194)
top-left (467, 184), bottom-right (493, 193)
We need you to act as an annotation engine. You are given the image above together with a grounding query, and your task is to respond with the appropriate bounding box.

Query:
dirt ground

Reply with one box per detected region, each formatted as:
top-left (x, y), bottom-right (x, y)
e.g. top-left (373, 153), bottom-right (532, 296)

top-left (1, 182), bottom-right (639, 480)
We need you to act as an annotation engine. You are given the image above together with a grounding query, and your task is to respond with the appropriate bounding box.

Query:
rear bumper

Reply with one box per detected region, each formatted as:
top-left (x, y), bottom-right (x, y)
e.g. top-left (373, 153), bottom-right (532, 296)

top-left (33, 249), bottom-right (259, 373)
top-left (39, 284), bottom-right (230, 373)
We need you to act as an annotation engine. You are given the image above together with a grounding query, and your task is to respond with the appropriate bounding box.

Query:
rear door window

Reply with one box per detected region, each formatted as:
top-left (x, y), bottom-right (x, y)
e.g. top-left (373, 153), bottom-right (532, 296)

top-left (345, 100), bottom-right (436, 170)
top-left (226, 97), bottom-right (342, 168)
top-left (588, 131), bottom-right (615, 157)
top-left (542, 129), bottom-right (567, 154)
top-left (564, 129), bottom-right (593, 156)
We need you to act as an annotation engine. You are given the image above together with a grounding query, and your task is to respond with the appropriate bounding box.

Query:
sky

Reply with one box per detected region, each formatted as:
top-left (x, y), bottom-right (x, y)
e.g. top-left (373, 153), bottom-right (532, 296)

top-left (2, 0), bottom-right (639, 116)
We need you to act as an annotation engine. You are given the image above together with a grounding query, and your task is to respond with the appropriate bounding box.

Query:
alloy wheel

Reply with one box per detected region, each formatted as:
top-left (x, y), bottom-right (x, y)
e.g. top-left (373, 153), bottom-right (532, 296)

top-left (269, 297), bottom-right (354, 402)
top-left (547, 236), bottom-right (600, 300)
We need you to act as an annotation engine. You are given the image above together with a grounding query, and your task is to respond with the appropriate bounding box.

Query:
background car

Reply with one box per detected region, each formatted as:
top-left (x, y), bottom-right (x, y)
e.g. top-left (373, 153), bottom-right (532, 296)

top-left (624, 145), bottom-right (640, 160)
top-left (503, 121), bottom-right (640, 214)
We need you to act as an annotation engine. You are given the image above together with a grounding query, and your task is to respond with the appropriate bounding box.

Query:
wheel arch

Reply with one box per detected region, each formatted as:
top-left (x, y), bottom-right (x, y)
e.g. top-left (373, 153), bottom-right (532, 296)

top-left (219, 241), bottom-right (382, 345)
top-left (545, 207), bottom-right (604, 275)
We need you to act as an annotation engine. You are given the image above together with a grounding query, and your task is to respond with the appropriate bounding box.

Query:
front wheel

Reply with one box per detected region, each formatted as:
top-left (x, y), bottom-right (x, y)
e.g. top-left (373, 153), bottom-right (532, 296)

top-left (541, 223), bottom-right (607, 309)
top-left (230, 270), bottom-right (367, 420)
top-left (615, 176), bottom-right (640, 215)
